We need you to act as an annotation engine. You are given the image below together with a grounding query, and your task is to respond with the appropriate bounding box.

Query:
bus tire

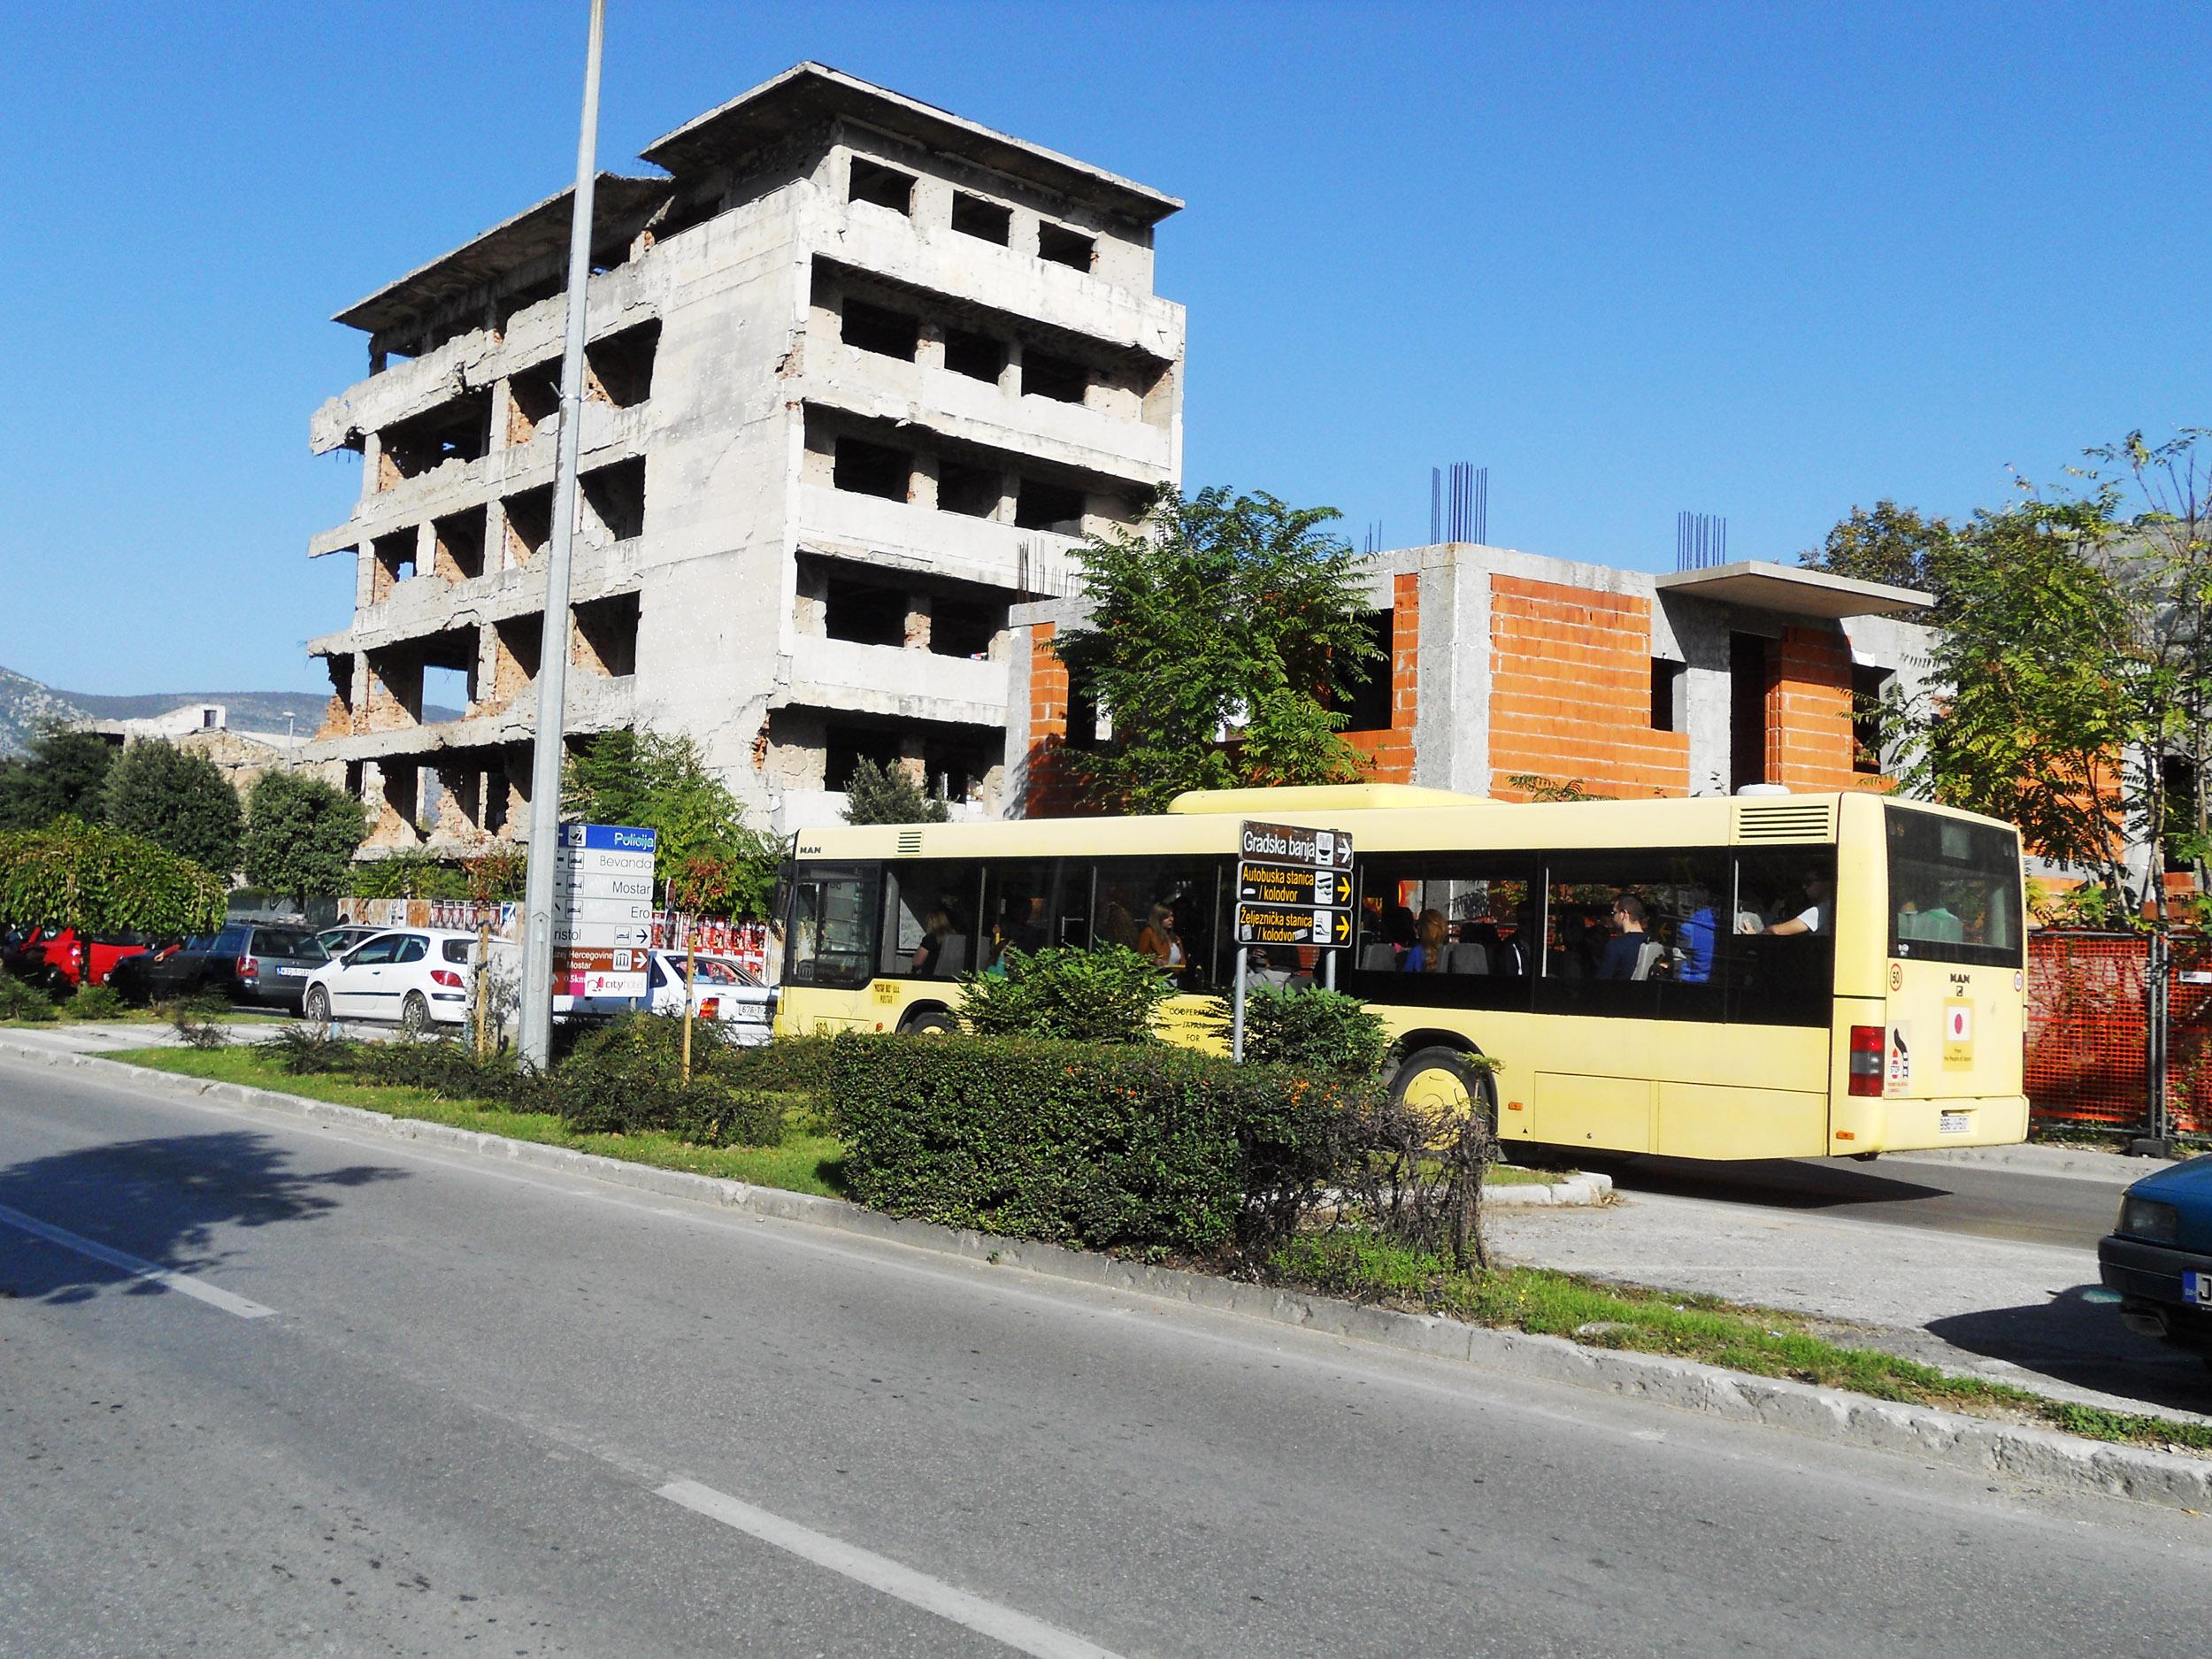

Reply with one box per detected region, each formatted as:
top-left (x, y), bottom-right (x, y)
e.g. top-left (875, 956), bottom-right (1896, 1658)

top-left (900, 1007), bottom-right (957, 1037)
top-left (1390, 1045), bottom-right (1497, 1130)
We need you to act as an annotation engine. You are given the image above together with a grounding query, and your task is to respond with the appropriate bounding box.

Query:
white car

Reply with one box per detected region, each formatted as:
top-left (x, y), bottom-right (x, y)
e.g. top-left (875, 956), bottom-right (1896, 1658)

top-left (555, 949), bottom-right (776, 1044)
top-left (303, 927), bottom-right (480, 1033)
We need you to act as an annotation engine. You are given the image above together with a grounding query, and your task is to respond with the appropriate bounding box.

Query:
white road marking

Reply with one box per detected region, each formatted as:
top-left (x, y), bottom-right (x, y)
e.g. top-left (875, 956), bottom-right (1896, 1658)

top-left (657, 1479), bottom-right (1124, 1659)
top-left (0, 1201), bottom-right (277, 1319)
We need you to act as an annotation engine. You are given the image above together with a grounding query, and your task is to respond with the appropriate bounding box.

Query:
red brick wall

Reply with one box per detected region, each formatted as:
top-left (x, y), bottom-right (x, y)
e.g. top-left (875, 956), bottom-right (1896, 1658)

top-left (1342, 572), bottom-right (1419, 784)
top-left (1766, 624), bottom-right (1882, 792)
top-left (1488, 575), bottom-right (1689, 799)
top-left (1023, 622), bottom-right (1079, 818)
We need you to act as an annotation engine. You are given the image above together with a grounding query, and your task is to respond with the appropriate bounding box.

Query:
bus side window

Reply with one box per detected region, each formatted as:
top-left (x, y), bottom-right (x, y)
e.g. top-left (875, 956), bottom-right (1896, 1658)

top-left (881, 860), bottom-right (979, 979)
top-left (980, 858), bottom-right (1087, 968)
top-left (1534, 852), bottom-right (1728, 1018)
top-left (1724, 849), bottom-right (1837, 1025)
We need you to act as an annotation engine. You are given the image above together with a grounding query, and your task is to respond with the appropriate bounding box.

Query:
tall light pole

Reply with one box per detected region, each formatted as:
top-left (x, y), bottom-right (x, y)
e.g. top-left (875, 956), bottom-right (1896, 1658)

top-left (518, 0), bottom-right (608, 1067)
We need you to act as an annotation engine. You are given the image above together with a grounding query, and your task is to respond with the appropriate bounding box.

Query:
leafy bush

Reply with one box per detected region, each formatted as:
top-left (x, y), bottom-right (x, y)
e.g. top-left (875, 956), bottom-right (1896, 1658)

top-left (718, 1035), bottom-right (837, 1096)
top-left (0, 974), bottom-right (60, 1023)
top-left (1214, 985), bottom-right (1391, 1074)
top-left (0, 818), bottom-right (227, 937)
top-left (549, 1014), bottom-right (784, 1147)
top-left (830, 1033), bottom-right (1368, 1254)
top-left (349, 851), bottom-right (469, 901)
top-left (956, 945), bottom-right (1176, 1043)
top-left (65, 982), bottom-right (127, 1021)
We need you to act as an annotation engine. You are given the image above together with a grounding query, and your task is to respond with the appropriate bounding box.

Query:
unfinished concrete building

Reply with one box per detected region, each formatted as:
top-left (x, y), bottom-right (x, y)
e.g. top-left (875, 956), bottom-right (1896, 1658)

top-left (300, 63), bottom-right (1184, 851)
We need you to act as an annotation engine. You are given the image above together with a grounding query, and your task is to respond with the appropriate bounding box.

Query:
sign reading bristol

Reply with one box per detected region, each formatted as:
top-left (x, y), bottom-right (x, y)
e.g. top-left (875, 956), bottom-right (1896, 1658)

top-left (552, 824), bottom-right (658, 996)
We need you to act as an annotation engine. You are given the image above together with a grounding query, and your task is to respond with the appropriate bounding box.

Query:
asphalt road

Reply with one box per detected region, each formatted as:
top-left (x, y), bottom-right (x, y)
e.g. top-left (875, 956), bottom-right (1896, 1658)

top-left (1575, 1150), bottom-right (2130, 1251)
top-left (4, 1058), bottom-right (2209, 1658)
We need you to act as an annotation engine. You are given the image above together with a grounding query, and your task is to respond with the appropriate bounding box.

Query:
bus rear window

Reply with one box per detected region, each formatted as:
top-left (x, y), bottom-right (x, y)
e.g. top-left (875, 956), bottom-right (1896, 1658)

top-left (1886, 807), bottom-right (2023, 968)
top-left (786, 864), bottom-right (879, 988)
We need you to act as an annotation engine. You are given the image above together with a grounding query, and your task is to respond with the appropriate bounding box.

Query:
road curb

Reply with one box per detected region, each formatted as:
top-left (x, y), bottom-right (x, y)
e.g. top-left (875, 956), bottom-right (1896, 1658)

top-left (1486, 1171), bottom-right (1613, 1206)
top-left (9, 1037), bottom-right (2208, 1513)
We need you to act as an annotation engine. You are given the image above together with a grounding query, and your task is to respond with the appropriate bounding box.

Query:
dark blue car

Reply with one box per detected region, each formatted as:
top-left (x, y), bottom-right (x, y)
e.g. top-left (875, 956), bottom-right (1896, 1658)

top-left (2098, 1153), bottom-right (2212, 1370)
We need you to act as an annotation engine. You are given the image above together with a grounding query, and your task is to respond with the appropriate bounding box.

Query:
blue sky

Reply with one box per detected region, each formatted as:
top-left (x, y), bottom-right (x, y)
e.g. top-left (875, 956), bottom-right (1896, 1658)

top-left (2, 1), bottom-right (2205, 695)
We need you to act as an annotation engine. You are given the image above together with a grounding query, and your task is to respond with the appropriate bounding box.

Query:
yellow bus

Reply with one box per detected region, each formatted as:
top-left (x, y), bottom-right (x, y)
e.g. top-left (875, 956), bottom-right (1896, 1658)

top-left (774, 784), bottom-right (2028, 1162)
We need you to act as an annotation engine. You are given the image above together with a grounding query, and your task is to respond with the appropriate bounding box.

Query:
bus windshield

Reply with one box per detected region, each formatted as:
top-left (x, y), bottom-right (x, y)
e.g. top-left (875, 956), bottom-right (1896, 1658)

top-left (1886, 805), bottom-right (2023, 968)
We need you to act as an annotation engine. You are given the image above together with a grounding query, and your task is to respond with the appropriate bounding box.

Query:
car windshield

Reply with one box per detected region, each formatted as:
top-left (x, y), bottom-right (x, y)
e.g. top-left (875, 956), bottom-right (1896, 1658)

top-left (255, 928), bottom-right (326, 959)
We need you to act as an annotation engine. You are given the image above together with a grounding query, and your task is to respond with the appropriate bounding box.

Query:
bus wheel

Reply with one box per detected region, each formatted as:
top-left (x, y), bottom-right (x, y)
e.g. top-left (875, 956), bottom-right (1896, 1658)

top-left (1391, 1046), bottom-right (1496, 1130)
top-left (900, 1008), bottom-right (957, 1037)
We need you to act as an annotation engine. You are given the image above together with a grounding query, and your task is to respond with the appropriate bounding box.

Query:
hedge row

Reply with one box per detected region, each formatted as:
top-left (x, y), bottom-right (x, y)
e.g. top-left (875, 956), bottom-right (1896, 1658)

top-left (829, 1033), bottom-right (1373, 1254)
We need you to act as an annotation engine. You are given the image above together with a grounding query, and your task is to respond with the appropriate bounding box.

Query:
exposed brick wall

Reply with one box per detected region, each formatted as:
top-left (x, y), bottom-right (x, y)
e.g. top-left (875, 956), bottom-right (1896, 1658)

top-left (1488, 575), bottom-right (1689, 799)
top-left (1343, 572), bottom-right (1419, 783)
top-left (1023, 622), bottom-right (1079, 818)
top-left (1766, 624), bottom-right (1879, 792)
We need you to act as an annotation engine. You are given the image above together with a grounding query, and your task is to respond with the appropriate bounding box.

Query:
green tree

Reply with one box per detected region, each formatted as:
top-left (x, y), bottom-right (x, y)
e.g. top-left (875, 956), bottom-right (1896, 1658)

top-left (0, 726), bottom-right (116, 831)
top-left (243, 770), bottom-right (368, 907)
top-left (102, 740), bottom-right (242, 876)
top-left (1800, 500), bottom-right (1957, 602)
top-left (1055, 488), bottom-right (1383, 812)
top-left (841, 757), bottom-right (949, 825)
top-left (0, 818), bottom-right (227, 937)
top-left (563, 729), bottom-right (780, 918)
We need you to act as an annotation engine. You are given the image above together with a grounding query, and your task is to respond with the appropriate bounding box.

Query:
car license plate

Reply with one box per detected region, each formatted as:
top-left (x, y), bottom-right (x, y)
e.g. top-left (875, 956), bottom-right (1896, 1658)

top-left (279, 966), bottom-right (307, 977)
top-left (1939, 1111), bottom-right (1970, 1135)
top-left (2185, 1272), bottom-right (2212, 1308)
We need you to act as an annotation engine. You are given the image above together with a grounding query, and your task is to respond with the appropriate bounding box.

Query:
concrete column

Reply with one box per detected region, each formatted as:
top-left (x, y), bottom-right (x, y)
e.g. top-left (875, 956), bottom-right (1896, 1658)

top-left (904, 595), bottom-right (933, 651)
top-left (1001, 340), bottom-right (1024, 398)
top-left (1010, 211), bottom-right (1041, 260)
top-left (909, 452), bottom-right (940, 511)
top-left (916, 319), bottom-right (946, 372)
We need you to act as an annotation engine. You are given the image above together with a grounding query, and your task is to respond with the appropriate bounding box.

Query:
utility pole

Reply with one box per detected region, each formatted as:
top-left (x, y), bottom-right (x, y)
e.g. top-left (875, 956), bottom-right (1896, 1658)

top-left (518, 0), bottom-right (607, 1069)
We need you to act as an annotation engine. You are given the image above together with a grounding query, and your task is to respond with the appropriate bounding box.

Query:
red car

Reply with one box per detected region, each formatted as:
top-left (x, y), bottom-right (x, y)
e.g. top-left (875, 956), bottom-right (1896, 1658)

top-left (27, 929), bottom-right (156, 990)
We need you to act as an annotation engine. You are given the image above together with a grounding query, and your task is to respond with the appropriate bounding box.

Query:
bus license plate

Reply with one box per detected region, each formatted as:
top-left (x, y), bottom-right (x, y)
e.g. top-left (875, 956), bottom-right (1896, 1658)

top-left (2185, 1272), bottom-right (2212, 1308)
top-left (1939, 1111), bottom-right (1970, 1135)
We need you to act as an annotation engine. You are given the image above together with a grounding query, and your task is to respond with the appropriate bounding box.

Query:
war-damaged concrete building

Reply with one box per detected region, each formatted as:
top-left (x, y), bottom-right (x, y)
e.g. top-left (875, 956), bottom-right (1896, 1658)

top-left (301, 63), bottom-right (1184, 849)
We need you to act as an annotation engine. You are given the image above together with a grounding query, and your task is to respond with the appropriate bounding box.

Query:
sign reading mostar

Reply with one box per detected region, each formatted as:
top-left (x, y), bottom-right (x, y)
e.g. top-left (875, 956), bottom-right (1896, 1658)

top-left (1233, 820), bottom-right (1355, 949)
top-left (552, 824), bottom-right (657, 997)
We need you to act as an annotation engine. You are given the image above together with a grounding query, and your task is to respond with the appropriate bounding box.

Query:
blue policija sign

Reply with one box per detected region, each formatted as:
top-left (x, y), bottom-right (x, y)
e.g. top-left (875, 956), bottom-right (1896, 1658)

top-left (565, 823), bottom-right (658, 854)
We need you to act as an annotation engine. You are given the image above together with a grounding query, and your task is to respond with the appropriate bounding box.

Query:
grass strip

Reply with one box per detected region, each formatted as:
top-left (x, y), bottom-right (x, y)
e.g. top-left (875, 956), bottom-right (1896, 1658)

top-left (1271, 1231), bottom-right (2212, 1455)
top-left (112, 1045), bottom-right (846, 1197)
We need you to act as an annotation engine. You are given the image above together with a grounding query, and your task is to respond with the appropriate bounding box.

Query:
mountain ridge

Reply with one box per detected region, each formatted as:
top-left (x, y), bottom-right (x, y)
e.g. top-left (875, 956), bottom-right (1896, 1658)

top-left (0, 665), bottom-right (334, 757)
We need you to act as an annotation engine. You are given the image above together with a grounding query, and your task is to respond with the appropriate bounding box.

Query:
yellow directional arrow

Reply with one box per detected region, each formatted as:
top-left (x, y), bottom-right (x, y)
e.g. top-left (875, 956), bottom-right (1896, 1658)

top-left (1333, 873), bottom-right (1352, 907)
top-left (1333, 911), bottom-right (1351, 946)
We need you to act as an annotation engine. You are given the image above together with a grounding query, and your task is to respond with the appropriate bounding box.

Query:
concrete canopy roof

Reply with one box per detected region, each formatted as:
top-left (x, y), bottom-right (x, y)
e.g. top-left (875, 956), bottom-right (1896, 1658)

top-left (640, 61), bottom-right (1184, 227)
top-left (334, 173), bottom-right (672, 335)
top-left (1653, 559), bottom-right (1932, 618)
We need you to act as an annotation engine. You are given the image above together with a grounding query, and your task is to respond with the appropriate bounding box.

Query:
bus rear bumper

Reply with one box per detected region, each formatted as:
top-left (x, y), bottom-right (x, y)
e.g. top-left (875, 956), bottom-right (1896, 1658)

top-left (1841, 1094), bottom-right (2030, 1153)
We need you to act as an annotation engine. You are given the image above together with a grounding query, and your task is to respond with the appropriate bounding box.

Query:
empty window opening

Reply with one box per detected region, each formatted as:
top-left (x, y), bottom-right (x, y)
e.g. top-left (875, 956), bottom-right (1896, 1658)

top-left (1022, 348), bottom-right (1088, 404)
top-left (418, 628), bottom-right (477, 721)
top-left (825, 579), bottom-right (910, 648)
top-left (483, 764), bottom-right (511, 836)
top-left (345, 759), bottom-right (365, 800)
top-left (937, 458), bottom-right (1003, 519)
top-left (841, 297), bottom-right (920, 361)
top-left (825, 725), bottom-right (907, 790)
top-left (373, 529), bottom-right (419, 592)
top-left (432, 508), bottom-right (488, 582)
top-left (581, 457), bottom-right (647, 544)
top-left (1853, 664), bottom-right (1893, 775)
top-left (1651, 659), bottom-right (1687, 733)
top-left (572, 593), bottom-right (641, 679)
top-left (380, 390), bottom-right (494, 478)
top-left (586, 321), bottom-right (659, 408)
top-left (930, 595), bottom-right (1004, 659)
top-left (325, 655), bottom-right (356, 721)
top-left (833, 436), bottom-right (911, 502)
top-left (950, 192), bottom-right (1012, 245)
top-left (848, 157), bottom-right (914, 214)
top-left (380, 764), bottom-right (420, 830)
top-left (1729, 633), bottom-right (1772, 793)
top-left (508, 365), bottom-right (562, 442)
top-left (1014, 479), bottom-right (1087, 534)
top-left (494, 615), bottom-right (542, 702)
top-left (943, 326), bottom-right (1006, 383)
top-left (1337, 610), bottom-right (1395, 731)
top-left (1066, 664), bottom-right (1107, 752)
top-left (366, 649), bottom-right (423, 725)
top-left (1037, 221), bottom-right (1094, 271)
top-left (503, 486), bottom-right (553, 565)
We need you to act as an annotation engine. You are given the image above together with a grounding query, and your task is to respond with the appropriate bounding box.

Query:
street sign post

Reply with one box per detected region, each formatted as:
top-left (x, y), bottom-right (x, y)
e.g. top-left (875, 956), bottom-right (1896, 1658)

top-left (1231, 820), bottom-right (1355, 1062)
top-left (551, 823), bottom-right (657, 1000)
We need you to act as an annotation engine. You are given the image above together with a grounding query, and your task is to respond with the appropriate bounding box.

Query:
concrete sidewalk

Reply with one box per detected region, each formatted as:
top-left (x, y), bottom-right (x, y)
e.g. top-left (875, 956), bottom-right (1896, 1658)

top-left (1490, 1178), bottom-right (2212, 1425)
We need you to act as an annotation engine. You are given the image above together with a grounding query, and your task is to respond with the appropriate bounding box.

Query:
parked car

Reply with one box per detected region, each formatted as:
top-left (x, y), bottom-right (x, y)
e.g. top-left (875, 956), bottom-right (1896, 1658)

top-left (2097, 1154), bottom-right (2212, 1370)
top-left (110, 922), bottom-right (330, 1010)
top-left (23, 928), bottom-right (157, 991)
top-left (554, 949), bottom-right (775, 1043)
top-left (316, 924), bottom-right (383, 959)
top-left (303, 928), bottom-right (480, 1033)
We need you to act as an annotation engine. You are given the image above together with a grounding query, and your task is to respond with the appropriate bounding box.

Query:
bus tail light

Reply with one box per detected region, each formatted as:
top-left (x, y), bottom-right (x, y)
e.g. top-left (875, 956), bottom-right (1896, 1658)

top-left (1848, 1025), bottom-right (1884, 1096)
